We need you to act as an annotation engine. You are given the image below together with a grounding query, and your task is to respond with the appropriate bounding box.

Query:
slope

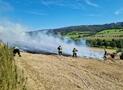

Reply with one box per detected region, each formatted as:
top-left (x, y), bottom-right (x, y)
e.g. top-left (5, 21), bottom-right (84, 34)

top-left (15, 52), bottom-right (123, 90)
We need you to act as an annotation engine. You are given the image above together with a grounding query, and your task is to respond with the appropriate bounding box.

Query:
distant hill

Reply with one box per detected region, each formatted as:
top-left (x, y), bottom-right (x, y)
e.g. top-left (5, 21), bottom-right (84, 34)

top-left (28, 22), bottom-right (123, 36)
top-left (49, 22), bottom-right (123, 35)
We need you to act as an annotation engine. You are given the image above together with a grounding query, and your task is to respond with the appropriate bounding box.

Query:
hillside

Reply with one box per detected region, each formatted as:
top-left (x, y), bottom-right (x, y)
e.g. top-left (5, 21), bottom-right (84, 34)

top-left (28, 22), bottom-right (123, 36)
top-left (92, 29), bottom-right (123, 38)
top-left (84, 29), bottom-right (123, 40)
top-left (16, 52), bottom-right (123, 90)
top-left (27, 22), bottom-right (123, 41)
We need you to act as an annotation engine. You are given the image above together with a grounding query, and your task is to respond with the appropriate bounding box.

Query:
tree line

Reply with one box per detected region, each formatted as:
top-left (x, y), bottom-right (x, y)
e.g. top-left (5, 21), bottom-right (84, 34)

top-left (86, 39), bottom-right (123, 49)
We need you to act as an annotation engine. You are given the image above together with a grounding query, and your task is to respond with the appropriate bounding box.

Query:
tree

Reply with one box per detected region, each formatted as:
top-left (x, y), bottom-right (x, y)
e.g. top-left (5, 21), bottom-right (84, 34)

top-left (110, 39), bottom-right (116, 48)
top-left (102, 39), bottom-right (107, 48)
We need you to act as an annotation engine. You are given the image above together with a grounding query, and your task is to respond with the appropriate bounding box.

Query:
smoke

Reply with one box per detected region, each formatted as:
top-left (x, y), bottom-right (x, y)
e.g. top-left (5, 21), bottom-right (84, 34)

top-left (0, 21), bottom-right (104, 59)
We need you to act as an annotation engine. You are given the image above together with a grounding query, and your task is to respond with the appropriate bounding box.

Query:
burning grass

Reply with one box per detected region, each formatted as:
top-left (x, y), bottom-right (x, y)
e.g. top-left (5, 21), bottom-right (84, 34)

top-left (0, 44), bottom-right (27, 90)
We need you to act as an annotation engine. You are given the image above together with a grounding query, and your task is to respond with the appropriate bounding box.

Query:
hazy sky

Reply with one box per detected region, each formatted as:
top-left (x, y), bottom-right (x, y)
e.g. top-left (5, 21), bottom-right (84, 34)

top-left (0, 0), bottom-right (123, 30)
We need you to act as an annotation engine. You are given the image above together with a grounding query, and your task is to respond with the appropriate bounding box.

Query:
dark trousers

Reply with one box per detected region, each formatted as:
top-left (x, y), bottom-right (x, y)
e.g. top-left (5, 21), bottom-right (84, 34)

top-left (58, 51), bottom-right (62, 55)
top-left (13, 49), bottom-right (21, 57)
top-left (103, 55), bottom-right (107, 60)
top-left (73, 53), bottom-right (77, 57)
top-left (120, 54), bottom-right (123, 59)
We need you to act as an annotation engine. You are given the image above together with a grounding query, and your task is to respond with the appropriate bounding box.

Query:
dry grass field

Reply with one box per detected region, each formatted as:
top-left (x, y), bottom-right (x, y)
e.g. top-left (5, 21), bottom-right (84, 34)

top-left (15, 52), bottom-right (123, 90)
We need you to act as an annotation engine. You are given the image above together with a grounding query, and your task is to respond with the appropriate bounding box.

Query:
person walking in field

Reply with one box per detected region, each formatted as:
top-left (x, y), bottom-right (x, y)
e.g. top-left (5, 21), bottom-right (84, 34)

top-left (57, 46), bottom-right (62, 55)
top-left (72, 48), bottom-right (78, 57)
top-left (13, 47), bottom-right (21, 57)
top-left (104, 49), bottom-right (107, 60)
top-left (120, 52), bottom-right (123, 60)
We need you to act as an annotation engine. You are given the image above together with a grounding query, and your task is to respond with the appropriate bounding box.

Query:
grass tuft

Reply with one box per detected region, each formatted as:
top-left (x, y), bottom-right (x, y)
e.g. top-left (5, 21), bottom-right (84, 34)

top-left (0, 44), bottom-right (27, 90)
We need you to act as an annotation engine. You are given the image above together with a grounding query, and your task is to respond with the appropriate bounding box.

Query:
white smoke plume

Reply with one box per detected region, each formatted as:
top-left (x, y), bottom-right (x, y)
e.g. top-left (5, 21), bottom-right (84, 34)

top-left (0, 21), bottom-right (104, 59)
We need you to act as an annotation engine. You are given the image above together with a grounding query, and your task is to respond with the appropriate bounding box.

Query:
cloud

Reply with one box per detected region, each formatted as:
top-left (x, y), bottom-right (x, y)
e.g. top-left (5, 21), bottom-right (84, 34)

top-left (40, 0), bottom-right (85, 10)
top-left (26, 11), bottom-right (47, 16)
top-left (40, 0), bottom-right (63, 6)
top-left (114, 8), bottom-right (123, 15)
top-left (0, 0), bottom-right (14, 13)
top-left (39, 0), bottom-right (99, 10)
top-left (84, 0), bottom-right (99, 7)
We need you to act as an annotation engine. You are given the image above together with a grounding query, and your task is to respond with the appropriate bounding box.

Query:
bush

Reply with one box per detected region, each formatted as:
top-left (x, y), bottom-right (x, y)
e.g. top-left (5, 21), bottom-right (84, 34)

top-left (0, 45), bottom-right (27, 90)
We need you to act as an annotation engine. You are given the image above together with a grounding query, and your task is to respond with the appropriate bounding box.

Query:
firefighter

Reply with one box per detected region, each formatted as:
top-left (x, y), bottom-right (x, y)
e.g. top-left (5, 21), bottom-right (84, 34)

top-left (57, 46), bottom-right (62, 55)
top-left (110, 52), bottom-right (116, 59)
top-left (72, 48), bottom-right (78, 57)
top-left (120, 52), bottom-right (123, 60)
top-left (104, 49), bottom-right (107, 60)
top-left (13, 47), bottom-right (21, 57)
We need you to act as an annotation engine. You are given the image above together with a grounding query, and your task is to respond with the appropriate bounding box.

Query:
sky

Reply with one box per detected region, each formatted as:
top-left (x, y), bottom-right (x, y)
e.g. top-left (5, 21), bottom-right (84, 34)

top-left (0, 0), bottom-right (123, 30)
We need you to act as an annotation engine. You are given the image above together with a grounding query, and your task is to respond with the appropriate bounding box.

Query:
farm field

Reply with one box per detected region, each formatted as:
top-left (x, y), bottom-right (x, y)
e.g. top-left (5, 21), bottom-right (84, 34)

top-left (15, 52), bottom-right (123, 90)
top-left (66, 29), bottom-right (123, 40)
